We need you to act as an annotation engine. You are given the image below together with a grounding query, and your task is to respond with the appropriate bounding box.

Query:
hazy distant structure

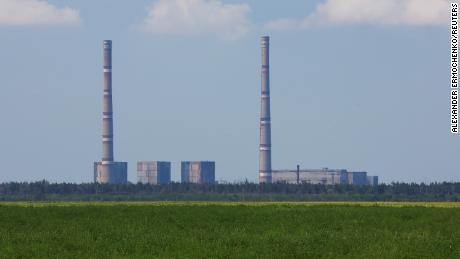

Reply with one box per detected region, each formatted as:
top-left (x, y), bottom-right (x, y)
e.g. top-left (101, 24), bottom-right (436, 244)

top-left (347, 171), bottom-right (368, 185)
top-left (181, 161), bottom-right (215, 184)
top-left (93, 40), bottom-right (127, 184)
top-left (367, 176), bottom-right (379, 186)
top-left (259, 36), bottom-right (272, 184)
top-left (137, 161), bottom-right (171, 184)
top-left (272, 168), bottom-right (378, 185)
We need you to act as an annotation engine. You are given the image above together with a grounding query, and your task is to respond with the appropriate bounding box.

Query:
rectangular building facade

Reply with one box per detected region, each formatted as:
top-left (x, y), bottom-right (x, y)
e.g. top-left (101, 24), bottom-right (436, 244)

top-left (181, 161), bottom-right (215, 184)
top-left (137, 161), bottom-right (171, 184)
top-left (273, 169), bottom-right (347, 185)
top-left (272, 168), bottom-right (378, 185)
top-left (93, 162), bottom-right (128, 184)
top-left (367, 176), bottom-right (379, 186)
top-left (348, 171), bottom-right (368, 185)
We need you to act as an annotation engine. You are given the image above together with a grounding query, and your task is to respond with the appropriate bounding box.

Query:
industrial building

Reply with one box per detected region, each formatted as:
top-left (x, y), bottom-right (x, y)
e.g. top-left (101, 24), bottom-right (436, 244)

top-left (93, 40), bottom-right (128, 184)
top-left (181, 161), bottom-right (215, 184)
top-left (257, 36), bottom-right (379, 185)
top-left (137, 161), bottom-right (171, 184)
top-left (88, 37), bottom-right (378, 186)
top-left (272, 168), bottom-right (378, 185)
top-left (367, 176), bottom-right (379, 186)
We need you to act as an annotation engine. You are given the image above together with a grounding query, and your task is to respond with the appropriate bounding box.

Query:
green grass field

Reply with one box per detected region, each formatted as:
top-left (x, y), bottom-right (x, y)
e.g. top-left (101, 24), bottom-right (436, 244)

top-left (0, 202), bottom-right (459, 258)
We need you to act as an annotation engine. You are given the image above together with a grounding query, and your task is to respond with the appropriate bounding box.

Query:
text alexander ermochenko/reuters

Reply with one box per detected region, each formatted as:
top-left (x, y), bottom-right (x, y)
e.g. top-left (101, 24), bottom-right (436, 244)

top-left (452, 2), bottom-right (459, 134)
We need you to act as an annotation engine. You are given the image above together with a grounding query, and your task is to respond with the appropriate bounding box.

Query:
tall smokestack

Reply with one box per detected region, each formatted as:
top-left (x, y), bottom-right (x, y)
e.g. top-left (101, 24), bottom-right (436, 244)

top-left (259, 36), bottom-right (272, 183)
top-left (102, 40), bottom-right (114, 164)
top-left (94, 40), bottom-right (127, 184)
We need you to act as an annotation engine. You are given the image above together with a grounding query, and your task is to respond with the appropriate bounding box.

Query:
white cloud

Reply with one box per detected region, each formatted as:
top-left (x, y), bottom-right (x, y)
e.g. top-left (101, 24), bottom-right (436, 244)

top-left (265, 18), bottom-right (301, 31)
top-left (266, 0), bottom-right (449, 30)
top-left (141, 0), bottom-right (252, 40)
top-left (0, 0), bottom-right (80, 26)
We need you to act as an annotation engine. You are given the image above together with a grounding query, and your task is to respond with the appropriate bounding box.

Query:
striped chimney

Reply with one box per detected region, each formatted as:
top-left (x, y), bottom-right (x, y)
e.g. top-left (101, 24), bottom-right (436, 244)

top-left (102, 40), bottom-right (114, 164)
top-left (259, 36), bottom-right (272, 183)
top-left (94, 40), bottom-right (128, 184)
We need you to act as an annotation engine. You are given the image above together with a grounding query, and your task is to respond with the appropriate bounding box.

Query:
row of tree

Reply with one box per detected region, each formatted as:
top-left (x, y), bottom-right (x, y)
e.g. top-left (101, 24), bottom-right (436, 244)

top-left (0, 181), bottom-right (459, 201)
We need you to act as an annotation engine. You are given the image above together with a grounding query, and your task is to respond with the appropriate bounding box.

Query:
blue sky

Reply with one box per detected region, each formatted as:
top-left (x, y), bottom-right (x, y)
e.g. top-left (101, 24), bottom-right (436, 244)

top-left (0, 0), bottom-right (455, 183)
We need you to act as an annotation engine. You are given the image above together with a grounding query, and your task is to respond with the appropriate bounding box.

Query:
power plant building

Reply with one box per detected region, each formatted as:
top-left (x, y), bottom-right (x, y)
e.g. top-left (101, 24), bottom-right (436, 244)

top-left (347, 171), bottom-right (368, 185)
top-left (272, 168), bottom-right (378, 185)
top-left (137, 161), bottom-right (171, 184)
top-left (181, 161), bottom-right (215, 184)
top-left (367, 176), bottom-right (379, 186)
top-left (256, 36), bottom-right (379, 185)
top-left (93, 40), bottom-right (128, 184)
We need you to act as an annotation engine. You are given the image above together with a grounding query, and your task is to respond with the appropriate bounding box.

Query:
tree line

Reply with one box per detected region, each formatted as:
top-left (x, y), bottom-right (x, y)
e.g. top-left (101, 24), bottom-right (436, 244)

top-left (0, 181), bottom-right (459, 201)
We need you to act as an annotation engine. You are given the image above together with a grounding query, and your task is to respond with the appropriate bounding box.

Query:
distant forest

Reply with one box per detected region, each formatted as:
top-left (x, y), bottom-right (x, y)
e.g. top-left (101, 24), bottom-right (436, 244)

top-left (0, 181), bottom-right (460, 201)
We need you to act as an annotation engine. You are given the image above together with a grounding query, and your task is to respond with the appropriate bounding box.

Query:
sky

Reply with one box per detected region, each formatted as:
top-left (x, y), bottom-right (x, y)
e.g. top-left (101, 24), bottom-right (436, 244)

top-left (0, 0), bottom-right (455, 183)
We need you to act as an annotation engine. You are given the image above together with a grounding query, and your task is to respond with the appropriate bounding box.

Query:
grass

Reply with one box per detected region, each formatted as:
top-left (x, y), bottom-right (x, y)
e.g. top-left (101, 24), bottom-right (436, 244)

top-left (0, 202), bottom-right (459, 258)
